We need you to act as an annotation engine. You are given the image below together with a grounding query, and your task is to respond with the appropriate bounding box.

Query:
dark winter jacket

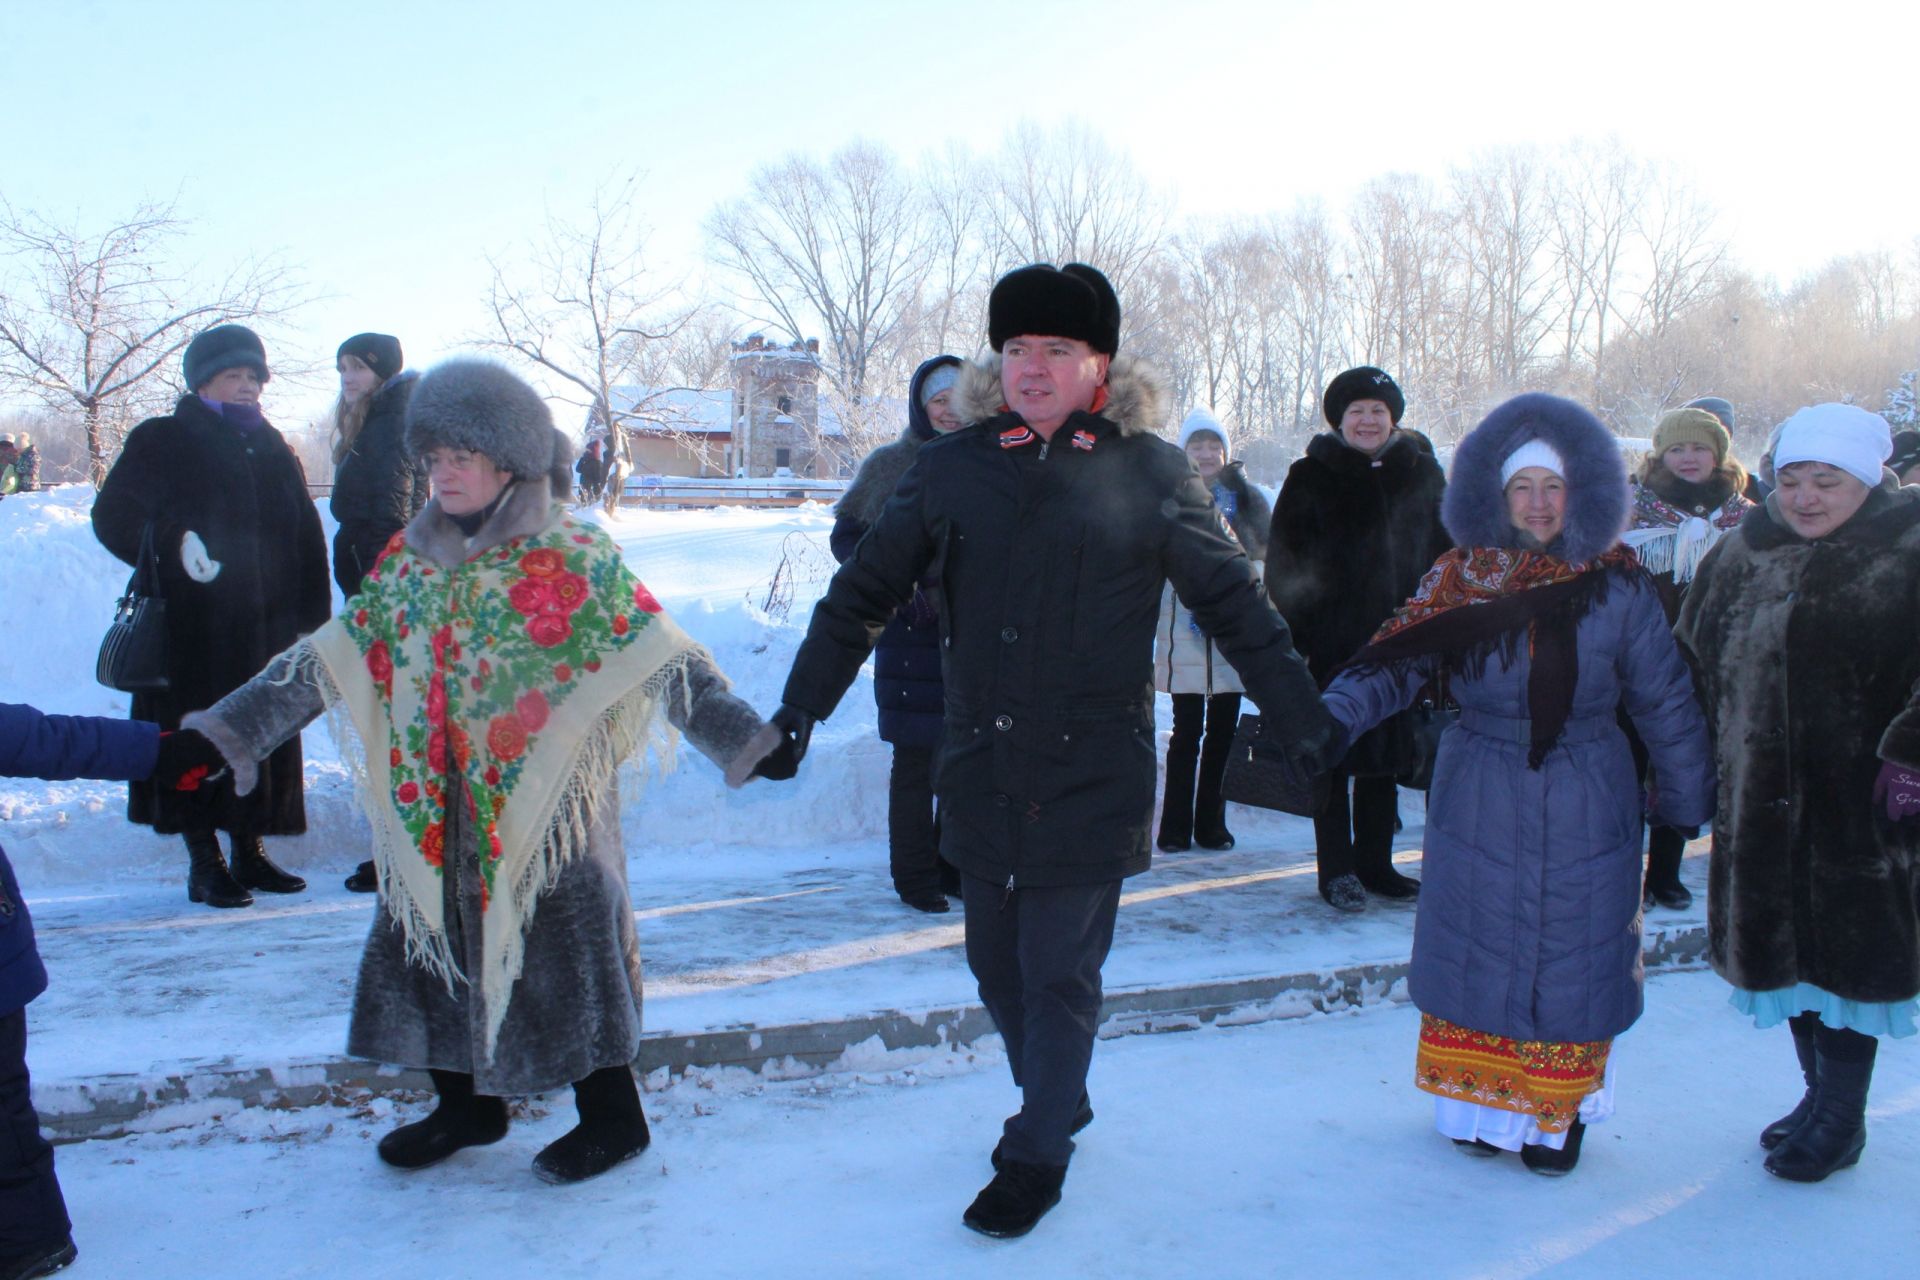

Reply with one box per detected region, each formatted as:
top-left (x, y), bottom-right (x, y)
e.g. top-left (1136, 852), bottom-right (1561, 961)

top-left (1, 704), bottom-right (159, 1014)
top-left (783, 354), bottom-right (1334, 889)
top-left (576, 444), bottom-right (605, 491)
top-left (91, 394), bottom-right (331, 835)
top-left (830, 356), bottom-right (962, 749)
top-left (330, 371), bottom-right (428, 598)
top-left (1151, 462), bottom-right (1272, 696)
top-left (1675, 480), bottom-right (1920, 1003)
top-left (1324, 396), bottom-right (1712, 1043)
top-left (1267, 430), bottom-right (1450, 776)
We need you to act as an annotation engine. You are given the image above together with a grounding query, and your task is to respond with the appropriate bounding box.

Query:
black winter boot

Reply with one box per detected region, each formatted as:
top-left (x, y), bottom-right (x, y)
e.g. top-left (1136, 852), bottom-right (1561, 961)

top-left (1760, 1015), bottom-right (1820, 1151)
top-left (963, 1158), bottom-right (1067, 1238)
top-left (185, 831), bottom-right (251, 908)
top-left (532, 1065), bottom-right (651, 1184)
top-left (378, 1070), bottom-right (509, 1170)
top-left (229, 833), bottom-right (306, 894)
top-left (1157, 750), bottom-right (1196, 853)
top-left (1643, 826), bottom-right (1692, 910)
top-left (1192, 698), bottom-right (1237, 850)
top-left (1520, 1119), bottom-right (1585, 1176)
top-left (344, 860), bottom-right (378, 893)
top-left (0, 1235), bottom-right (76, 1280)
top-left (1765, 1026), bottom-right (1876, 1182)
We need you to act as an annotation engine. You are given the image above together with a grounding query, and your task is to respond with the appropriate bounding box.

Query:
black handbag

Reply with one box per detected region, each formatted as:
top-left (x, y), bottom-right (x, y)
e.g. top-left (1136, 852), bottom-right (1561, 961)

top-left (96, 523), bottom-right (170, 693)
top-left (1396, 674), bottom-right (1459, 792)
top-left (1219, 714), bottom-right (1329, 817)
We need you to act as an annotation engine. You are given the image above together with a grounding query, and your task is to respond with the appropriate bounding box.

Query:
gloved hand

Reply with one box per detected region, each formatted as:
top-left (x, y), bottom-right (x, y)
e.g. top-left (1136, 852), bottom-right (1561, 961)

top-left (181, 531), bottom-right (222, 583)
top-left (725, 705), bottom-right (816, 786)
top-left (1253, 717), bottom-right (1347, 775)
top-left (155, 729), bottom-right (230, 792)
top-left (1872, 759), bottom-right (1920, 823)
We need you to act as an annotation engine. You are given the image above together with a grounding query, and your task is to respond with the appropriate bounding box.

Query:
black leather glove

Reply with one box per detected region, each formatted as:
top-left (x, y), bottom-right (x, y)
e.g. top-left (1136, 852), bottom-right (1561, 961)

top-left (1251, 718), bottom-right (1347, 774)
top-left (154, 729), bottom-right (230, 792)
top-left (751, 705), bottom-right (816, 781)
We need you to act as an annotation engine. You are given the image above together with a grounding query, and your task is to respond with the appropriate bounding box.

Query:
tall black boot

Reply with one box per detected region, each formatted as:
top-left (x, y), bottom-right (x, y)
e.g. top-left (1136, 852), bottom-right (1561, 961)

top-left (1312, 774), bottom-right (1365, 912)
top-left (185, 830), bottom-right (251, 908)
top-left (1643, 825), bottom-right (1691, 910)
top-left (1760, 1014), bottom-right (1821, 1150)
top-left (1192, 694), bottom-right (1240, 850)
top-left (1158, 699), bottom-right (1200, 853)
top-left (1765, 1024), bottom-right (1876, 1182)
top-left (1352, 775), bottom-right (1419, 899)
top-left (533, 1065), bottom-right (651, 1184)
top-left (229, 832), bottom-right (306, 894)
top-left (378, 1069), bottom-right (510, 1170)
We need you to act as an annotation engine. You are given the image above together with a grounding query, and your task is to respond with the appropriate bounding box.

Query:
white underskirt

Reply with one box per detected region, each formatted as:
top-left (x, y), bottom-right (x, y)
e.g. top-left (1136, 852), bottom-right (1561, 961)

top-left (1431, 1047), bottom-right (1619, 1152)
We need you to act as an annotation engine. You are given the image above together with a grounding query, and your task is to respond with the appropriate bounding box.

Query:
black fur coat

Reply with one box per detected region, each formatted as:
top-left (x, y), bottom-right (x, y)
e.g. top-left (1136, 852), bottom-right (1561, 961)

top-left (1676, 481), bottom-right (1920, 1002)
top-left (1266, 430), bottom-right (1450, 775)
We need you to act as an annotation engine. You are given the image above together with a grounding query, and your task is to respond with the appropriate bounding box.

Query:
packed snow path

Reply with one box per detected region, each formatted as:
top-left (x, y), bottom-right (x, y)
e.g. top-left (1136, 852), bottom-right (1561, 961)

top-left (49, 968), bottom-right (1920, 1279)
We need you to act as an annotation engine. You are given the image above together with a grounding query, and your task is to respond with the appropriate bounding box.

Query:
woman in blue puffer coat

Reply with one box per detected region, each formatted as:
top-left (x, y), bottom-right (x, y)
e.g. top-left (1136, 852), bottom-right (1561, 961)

top-left (1318, 394), bottom-right (1713, 1177)
top-left (829, 355), bottom-right (965, 913)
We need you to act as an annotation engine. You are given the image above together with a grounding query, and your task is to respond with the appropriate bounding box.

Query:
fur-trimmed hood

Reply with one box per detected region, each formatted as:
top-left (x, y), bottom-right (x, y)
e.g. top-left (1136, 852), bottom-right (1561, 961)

top-left (954, 352), bottom-right (1171, 438)
top-left (835, 355), bottom-right (964, 529)
top-left (1442, 392), bottom-right (1629, 564)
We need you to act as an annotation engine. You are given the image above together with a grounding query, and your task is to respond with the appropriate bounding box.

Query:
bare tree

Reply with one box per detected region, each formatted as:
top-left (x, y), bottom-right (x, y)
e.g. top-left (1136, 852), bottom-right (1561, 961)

top-left (977, 120), bottom-right (1171, 305)
top-left (1546, 139), bottom-right (1643, 390)
top-left (0, 198), bottom-right (304, 484)
top-left (480, 172), bottom-right (702, 491)
top-left (1448, 149), bottom-right (1559, 390)
top-left (1630, 164), bottom-right (1729, 343)
top-left (706, 140), bottom-right (931, 455)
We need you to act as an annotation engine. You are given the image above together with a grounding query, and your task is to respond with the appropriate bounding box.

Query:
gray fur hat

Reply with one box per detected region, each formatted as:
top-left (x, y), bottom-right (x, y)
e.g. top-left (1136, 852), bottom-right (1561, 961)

top-left (404, 358), bottom-right (573, 496)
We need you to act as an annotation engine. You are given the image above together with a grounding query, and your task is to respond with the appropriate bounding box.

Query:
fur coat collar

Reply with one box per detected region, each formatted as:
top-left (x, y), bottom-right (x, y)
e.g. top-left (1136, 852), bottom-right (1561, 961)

top-left (955, 353), bottom-right (1171, 439)
top-left (405, 480), bottom-right (558, 568)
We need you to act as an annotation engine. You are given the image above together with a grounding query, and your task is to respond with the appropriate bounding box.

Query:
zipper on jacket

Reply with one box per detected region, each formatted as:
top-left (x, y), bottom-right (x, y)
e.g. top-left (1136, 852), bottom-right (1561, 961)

top-left (1038, 439), bottom-right (1050, 461)
top-left (1001, 872), bottom-right (1015, 910)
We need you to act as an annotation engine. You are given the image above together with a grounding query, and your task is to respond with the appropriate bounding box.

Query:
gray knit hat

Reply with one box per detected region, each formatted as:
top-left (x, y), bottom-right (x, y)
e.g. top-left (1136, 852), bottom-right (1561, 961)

top-left (404, 358), bottom-right (573, 496)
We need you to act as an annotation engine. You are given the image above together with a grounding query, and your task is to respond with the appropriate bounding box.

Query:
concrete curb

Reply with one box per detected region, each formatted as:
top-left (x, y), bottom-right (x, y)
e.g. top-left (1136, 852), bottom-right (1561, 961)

top-left (39, 925), bottom-right (1712, 1144)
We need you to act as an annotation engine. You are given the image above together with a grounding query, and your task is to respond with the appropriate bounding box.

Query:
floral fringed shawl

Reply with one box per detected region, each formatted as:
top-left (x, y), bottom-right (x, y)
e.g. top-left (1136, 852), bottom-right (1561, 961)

top-left (299, 517), bottom-right (699, 1058)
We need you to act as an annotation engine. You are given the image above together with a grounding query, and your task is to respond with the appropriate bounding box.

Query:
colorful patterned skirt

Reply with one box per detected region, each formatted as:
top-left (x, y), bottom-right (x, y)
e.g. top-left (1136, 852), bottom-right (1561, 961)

top-left (1414, 1014), bottom-right (1612, 1134)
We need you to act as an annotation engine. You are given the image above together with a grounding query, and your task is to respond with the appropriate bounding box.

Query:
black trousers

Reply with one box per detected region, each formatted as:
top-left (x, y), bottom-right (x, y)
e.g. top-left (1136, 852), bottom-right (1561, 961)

top-left (887, 744), bottom-right (947, 898)
top-left (961, 873), bottom-right (1121, 1167)
top-left (0, 1011), bottom-right (66, 1252)
top-left (1311, 772), bottom-right (1399, 886)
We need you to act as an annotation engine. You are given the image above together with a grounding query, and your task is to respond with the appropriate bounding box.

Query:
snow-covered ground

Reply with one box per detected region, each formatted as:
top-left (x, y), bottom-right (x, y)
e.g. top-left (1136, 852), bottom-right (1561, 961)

top-left (4, 486), bottom-right (1915, 1276)
top-left (47, 968), bottom-right (1920, 1278)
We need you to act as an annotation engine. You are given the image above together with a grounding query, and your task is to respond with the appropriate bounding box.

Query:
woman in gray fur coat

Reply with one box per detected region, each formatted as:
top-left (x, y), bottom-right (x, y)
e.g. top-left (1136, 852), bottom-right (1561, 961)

top-left (177, 359), bottom-right (769, 1186)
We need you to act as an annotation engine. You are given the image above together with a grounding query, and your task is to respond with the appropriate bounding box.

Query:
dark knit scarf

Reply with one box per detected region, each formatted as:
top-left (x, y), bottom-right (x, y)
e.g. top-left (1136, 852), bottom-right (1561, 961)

top-left (1338, 545), bottom-right (1640, 768)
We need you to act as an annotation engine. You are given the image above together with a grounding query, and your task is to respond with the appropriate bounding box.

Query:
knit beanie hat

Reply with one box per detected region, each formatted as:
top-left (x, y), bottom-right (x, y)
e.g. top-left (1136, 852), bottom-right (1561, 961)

top-left (1322, 366), bottom-right (1404, 427)
top-left (1772, 403), bottom-right (1893, 488)
top-left (918, 363), bottom-right (959, 406)
top-left (405, 358), bottom-right (573, 496)
top-left (1177, 406), bottom-right (1231, 460)
top-left (1888, 429), bottom-right (1920, 478)
top-left (337, 333), bottom-right (405, 384)
top-left (1652, 406), bottom-right (1731, 464)
top-left (182, 324), bottom-right (271, 392)
top-left (1684, 396), bottom-right (1735, 433)
top-left (988, 263), bottom-right (1121, 355)
top-left (1499, 438), bottom-right (1566, 486)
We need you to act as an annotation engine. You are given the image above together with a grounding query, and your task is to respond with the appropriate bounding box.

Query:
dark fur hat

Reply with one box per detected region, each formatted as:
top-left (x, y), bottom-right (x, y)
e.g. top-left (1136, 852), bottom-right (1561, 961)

top-left (182, 323), bottom-right (270, 392)
top-left (404, 358), bottom-right (573, 496)
top-left (337, 332), bottom-right (404, 383)
top-left (988, 263), bottom-right (1121, 355)
top-left (1442, 392), bottom-right (1629, 564)
top-left (1323, 366), bottom-right (1404, 426)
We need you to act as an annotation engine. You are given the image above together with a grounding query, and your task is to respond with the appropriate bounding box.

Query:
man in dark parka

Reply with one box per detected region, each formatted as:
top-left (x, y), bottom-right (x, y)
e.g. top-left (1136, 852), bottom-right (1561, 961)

top-left (759, 264), bottom-right (1335, 1238)
top-left (91, 324), bottom-right (332, 908)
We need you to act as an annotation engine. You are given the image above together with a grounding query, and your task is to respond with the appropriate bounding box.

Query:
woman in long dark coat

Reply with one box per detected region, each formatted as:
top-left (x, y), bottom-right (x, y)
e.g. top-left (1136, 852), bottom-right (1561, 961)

top-left (1267, 367), bottom-right (1450, 911)
top-left (1321, 393), bottom-right (1712, 1176)
top-left (330, 332), bottom-right (427, 892)
top-left (91, 324), bottom-right (331, 908)
top-left (830, 355), bottom-right (964, 912)
top-left (1676, 402), bottom-right (1920, 1184)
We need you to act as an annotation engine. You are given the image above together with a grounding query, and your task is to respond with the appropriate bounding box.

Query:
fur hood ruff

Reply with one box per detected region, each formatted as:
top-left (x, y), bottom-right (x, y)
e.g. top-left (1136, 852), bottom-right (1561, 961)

top-left (955, 353), bottom-right (1171, 439)
top-left (1442, 392), bottom-right (1629, 565)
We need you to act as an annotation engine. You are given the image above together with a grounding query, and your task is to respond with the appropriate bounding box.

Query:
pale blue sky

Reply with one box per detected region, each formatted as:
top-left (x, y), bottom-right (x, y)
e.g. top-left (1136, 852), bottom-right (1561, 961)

top-left (5, 0), bottom-right (1915, 424)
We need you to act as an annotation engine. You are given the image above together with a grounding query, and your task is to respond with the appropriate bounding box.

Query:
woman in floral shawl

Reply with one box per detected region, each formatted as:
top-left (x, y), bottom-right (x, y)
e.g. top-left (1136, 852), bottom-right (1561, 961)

top-left (1317, 393), bottom-right (1713, 1176)
top-left (1618, 406), bottom-right (1754, 910)
top-left (177, 359), bottom-right (769, 1185)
